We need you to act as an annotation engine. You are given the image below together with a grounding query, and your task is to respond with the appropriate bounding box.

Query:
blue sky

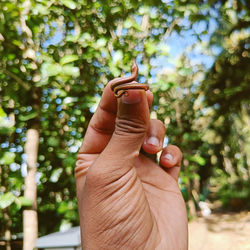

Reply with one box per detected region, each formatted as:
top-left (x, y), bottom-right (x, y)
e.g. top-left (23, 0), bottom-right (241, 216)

top-left (42, 14), bottom-right (218, 71)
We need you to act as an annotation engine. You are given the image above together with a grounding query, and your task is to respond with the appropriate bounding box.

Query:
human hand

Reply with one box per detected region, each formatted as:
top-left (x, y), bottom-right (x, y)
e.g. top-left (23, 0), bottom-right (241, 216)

top-left (75, 83), bottom-right (188, 249)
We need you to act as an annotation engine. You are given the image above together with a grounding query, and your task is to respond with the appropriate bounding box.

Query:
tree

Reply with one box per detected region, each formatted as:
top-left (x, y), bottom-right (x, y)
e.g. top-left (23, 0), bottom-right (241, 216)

top-left (1, 0), bottom-right (194, 246)
top-left (200, 1), bottom-right (250, 208)
top-left (0, 0), bottom-right (249, 248)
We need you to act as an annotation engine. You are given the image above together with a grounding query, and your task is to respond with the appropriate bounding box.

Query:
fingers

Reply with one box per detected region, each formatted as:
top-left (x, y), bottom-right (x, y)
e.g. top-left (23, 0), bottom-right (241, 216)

top-left (78, 85), bottom-right (153, 154)
top-left (78, 81), bottom-right (117, 154)
top-left (142, 119), bottom-right (166, 154)
top-left (160, 145), bottom-right (182, 168)
top-left (159, 145), bottom-right (183, 181)
top-left (87, 89), bottom-right (150, 184)
top-left (75, 154), bottom-right (99, 179)
top-left (146, 89), bottom-right (153, 108)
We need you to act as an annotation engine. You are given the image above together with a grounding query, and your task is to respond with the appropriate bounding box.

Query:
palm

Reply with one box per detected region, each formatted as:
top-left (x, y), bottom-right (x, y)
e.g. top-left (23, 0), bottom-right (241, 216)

top-left (78, 151), bottom-right (187, 249)
top-left (136, 154), bottom-right (188, 249)
top-left (76, 86), bottom-right (188, 249)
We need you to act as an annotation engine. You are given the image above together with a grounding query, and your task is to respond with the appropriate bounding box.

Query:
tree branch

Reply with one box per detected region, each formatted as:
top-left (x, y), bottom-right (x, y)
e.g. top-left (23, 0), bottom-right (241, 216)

top-left (164, 18), bottom-right (180, 39)
top-left (1, 69), bottom-right (30, 90)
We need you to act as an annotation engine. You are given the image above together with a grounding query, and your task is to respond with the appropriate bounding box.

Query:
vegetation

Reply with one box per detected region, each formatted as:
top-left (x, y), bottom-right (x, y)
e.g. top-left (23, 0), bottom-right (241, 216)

top-left (0, 0), bottom-right (249, 249)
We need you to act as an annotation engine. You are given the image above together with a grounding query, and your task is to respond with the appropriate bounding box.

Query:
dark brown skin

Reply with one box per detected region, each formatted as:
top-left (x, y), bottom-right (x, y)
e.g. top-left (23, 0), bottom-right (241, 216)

top-left (110, 62), bottom-right (149, 98)
top-left (75, 66), bottom-right (188, 249)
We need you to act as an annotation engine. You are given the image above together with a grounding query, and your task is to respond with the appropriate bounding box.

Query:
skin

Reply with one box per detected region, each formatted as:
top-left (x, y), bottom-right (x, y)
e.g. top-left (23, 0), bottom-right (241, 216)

top-left (75, 82), bottom-right (188, 249)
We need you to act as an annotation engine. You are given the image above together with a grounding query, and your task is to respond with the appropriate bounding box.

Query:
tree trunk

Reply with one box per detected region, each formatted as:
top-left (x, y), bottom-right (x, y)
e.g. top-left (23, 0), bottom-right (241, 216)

top-left (2, 165), bottom-right (12, 250)
top-left (3, 208), bottom-right (11, 250)
top-left (23, 128), bottom-right (39, 250)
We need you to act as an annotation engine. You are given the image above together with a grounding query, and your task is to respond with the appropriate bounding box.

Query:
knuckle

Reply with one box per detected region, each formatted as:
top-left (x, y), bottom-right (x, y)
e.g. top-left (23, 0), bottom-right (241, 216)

top-left (75, 153), bottom-right (94, 178)
top-left (153, 118), bottom-right (164, 126)
top-left (115, 117), bottom-right (147, 137)
top-left (156, 119), bottom-right (166, 132)
top-left (150, 119), bottom-right (166, 132)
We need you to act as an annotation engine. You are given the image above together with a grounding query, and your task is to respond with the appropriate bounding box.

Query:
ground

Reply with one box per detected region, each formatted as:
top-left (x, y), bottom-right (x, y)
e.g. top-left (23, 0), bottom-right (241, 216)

top-left (188, 211), bottom-right (250, 250)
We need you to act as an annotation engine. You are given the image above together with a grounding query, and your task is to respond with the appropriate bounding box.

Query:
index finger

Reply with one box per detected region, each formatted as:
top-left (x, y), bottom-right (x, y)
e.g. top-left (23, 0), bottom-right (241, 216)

top-left (78, 82), bottom-right (153, 155)
top-left (78, 81), bottom-right (117, 154)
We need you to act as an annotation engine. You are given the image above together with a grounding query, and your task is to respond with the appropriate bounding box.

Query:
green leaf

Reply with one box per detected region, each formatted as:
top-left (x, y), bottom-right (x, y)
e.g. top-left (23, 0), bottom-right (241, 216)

top-left (41, 63), bottom-right (62, 78)
top-left (7, 54), bottom-right (15, 60)
top-left (62, 65), bottom-right (80, 77)
top-left (19, 110), bottom-right (38, 121)
top-left (96, 38), bottom-right (107, 48)
top-left (12, 40), bottom-right (22, 47)
top-left (60, 55), bottom-right (79, 65)
top-left (33, 4), bottom-right (49, 15)
top-left (50, 168), bottom-right (63, 183)
top-left (66, 34), bottom-right (80, 42)
top-left (0, 107), bottom-right (13, 135)
top-left (158, 81), bottom-right (175, 91)
top-left (138, 6), bottom-right (150, 15)
top-left (17, 196), bottom-right (32, 207)
top-left (63, 156), bottom-right (76, 167)
top-left (124, 20), bottom-right (132, 28)
top-left (60, 0), bottom-right (77, 9)
top-left (0, 152), bottom-right (15, 165)
top-left (145, 41), bottom-right (157, 55)
top-left (58, 201), bottom-right (68, 213)
top-left (189, 155), bottom-right (206, 166)
top-left (0, 125), bottom-right (13, 135)
top-left (0, 107), bottom-right (7, 118)
top-left (111, 6), bottom-right (121, 14)
top-left (0, 192), bottom-right (15, 209)
top-left (47, 137), bottom-right (59, 147)
top-left (178, 67), bottom-right (192, 76)
top-left (79, 33), bottom-right (92, 43)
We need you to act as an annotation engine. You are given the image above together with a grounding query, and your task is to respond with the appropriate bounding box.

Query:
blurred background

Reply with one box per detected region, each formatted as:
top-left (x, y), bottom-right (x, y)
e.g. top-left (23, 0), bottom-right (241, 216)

top-left (0, 0), bottom-right (249, 249)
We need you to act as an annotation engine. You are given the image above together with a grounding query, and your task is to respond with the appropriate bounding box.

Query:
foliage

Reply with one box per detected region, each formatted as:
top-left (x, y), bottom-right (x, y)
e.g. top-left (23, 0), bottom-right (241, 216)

top-left (211, 169), bottom-right (250, 210)
top-left (0, 0), bottom-right (249, 240)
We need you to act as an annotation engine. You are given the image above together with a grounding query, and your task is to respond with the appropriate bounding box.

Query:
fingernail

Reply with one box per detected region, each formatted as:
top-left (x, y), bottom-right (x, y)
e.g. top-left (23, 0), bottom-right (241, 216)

top-left (163, 153), bottom-right (173, 161)
top-left (147, 136), bottom-right (160, 147)
top-left (122, 90), bottom-right (142, 104)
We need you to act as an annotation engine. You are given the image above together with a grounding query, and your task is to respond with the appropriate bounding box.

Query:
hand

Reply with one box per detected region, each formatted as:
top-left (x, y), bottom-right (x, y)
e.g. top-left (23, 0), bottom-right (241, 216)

top-left (75, 83), bottom-right (188, 249)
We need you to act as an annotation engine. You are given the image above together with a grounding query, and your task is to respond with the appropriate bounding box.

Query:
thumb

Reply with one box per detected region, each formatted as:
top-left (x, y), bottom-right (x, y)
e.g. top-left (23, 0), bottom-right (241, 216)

top-left (113, 89), bottom-right (150, 152)
top-left (89, 89), bottom-right (149, 182)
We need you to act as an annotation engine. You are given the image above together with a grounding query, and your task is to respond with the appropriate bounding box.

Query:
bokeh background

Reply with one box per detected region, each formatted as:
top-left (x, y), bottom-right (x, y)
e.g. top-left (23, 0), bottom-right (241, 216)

top-left (0, 0), bottom-right (249, 249)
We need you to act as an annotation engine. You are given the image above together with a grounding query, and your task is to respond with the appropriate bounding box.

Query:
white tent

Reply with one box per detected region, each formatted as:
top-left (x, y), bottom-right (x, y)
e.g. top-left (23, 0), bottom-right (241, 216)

top-left (36, 226), bottom-right (81, 250)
